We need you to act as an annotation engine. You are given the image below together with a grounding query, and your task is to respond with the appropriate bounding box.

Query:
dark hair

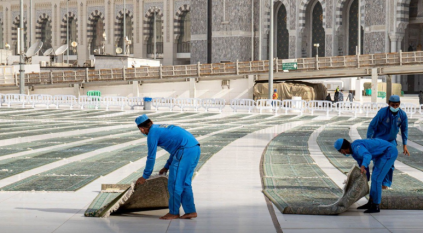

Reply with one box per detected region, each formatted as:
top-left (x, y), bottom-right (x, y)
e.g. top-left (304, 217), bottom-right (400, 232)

top-left (137, 119), bottom-right (153, 128)
top-left (341, 139), bottom-right (351, 150)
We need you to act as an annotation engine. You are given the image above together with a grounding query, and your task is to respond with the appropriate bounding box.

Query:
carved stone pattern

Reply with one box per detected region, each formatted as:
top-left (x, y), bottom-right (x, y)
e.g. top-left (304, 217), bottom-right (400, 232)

top-left (371, 0), bottom-right (385, 26)
top-left (325, 34), bottom-right (333, 56)
top-left (144, 2), bottom-right (164, 15)
top-left (36, 10), bottom-right (52, 21)
top-left (289, 0), bottom-right (296, 30)
top-left (115, 4), bottom-right (134, 16)
top-left (289, 36), bottom-right (296, 58)
top-left (326, 0), bottom-right (332, 28)
top-left (87, 6), bottom-right (105, 18)
top-left (174, 0), bottom-right (190, 14)
top-left (109, 2), bottom-right (112, 45)
top-left (137, 0), bottom-right (140, 43)
top-left (61, 8), bottom-right (77, 19)
top-left (364, 32), bottom-right (385, 54)
top-left (80, 3), bottom-right (84, 45)
top-left (337, 34), bottom-right (344, 56)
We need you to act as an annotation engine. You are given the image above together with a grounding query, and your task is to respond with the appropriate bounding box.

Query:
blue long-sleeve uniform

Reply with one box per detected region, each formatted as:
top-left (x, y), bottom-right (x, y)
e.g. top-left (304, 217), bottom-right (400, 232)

top-left (351, 139), bottom-right (398, 204)
top-left (366, 107), bottom-right (407, 187)
top-left (143, 124), bottom-right (200, 215)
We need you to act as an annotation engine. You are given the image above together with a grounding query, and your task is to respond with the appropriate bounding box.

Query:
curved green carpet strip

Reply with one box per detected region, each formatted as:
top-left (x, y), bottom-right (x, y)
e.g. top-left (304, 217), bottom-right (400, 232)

top-left (84, 115), bottom-right (309, 217)
top-left (318, 121), bottom-right (423, 210)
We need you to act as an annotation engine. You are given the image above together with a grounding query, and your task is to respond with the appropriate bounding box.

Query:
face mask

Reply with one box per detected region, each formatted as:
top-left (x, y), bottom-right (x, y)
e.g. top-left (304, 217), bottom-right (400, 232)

top-left (390, 107), bottom-right (399, 113)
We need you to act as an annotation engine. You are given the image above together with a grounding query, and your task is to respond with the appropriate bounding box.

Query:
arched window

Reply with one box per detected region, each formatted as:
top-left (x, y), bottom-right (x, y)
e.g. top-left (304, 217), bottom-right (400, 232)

top-left (177, 11), bottom-right (191, 53)
top-left (276, 4), bottom-right (289, 59)
top-left (348, 0), bottom-right (363, 55)
top-left (117, 14), bottom-right (133, 54)
top-left (312, 2), bottom-right (325, 57)
top-left (147, 13), bottom-right (163, 55)
top-left (40, 19), bottom-right (52, 52)
top-left (90, 16), bottom-right (104, 54)
top-left (65, 17), bottom-right (77, 55)
top-left (410, 0), bottom-right (418, 18)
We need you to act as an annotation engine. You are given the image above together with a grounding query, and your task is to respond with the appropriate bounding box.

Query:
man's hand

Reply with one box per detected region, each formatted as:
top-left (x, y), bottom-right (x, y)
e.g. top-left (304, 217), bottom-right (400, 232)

top-left (136, 177), bottom-right (147, 185)
top-left (403, 145), bottom-right (410, 156)
top-left (159, 167), bottom-right (169, 175)
top-left (360, 166), bottom-right (367, 174)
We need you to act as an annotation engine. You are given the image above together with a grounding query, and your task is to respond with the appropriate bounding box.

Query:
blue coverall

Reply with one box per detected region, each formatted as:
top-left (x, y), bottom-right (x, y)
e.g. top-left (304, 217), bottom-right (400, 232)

top-left (367, 107), bottom-right (408, 187)
top-left (351, 139), bottom-right (398, 204)
top-left (142, 124), bottom-right (200, 215)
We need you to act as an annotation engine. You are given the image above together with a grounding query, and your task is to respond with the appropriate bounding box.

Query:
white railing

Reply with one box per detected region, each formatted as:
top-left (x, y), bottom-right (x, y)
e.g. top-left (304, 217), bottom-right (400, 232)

top-left (201, 98), bottom-right (226, 113)
top-left (420, 104), bottom-right (423, 115)
top-left (230, 99), bottom-right (256, 113)
top-left (102, 96), bottom-right (128, 111)
top-left (334, 102), bottom-right (361, 117)
top-left (401, 103), bottom-right (417, 118)
top-left (152, 97), bottom-right (176, 111)
top-left (4, 94), bottom-right (29, 108)
top-left (0, 94), bottom-right (4, 107)
top-left (128, 97), bottom-right (144, 110)
top-left (307, 100), bottom-right (332, 116)
top-left (28, 94), bottom-right (53, 109)
top-left (281, 99), bottom-right (307, 115)
top-left (79, 96), bottom-right (100, 110)
top-left (361, 102), bottom-right (388, 117)
top-left (175, 98), bottom-right (202, 112)
top-left (53, 95), bottom-right (77, 109)
top-left (255, 99), bottom-right (279, 113)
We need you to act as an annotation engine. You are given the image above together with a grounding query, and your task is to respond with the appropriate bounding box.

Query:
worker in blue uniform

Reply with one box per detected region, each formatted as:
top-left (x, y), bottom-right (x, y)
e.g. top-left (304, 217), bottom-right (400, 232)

top-left (367, 95), bottom-right (409, 189)
top-left (334, 138), bottom-right (398, 213)
top-left (135, 114), bottom-right (201, 220)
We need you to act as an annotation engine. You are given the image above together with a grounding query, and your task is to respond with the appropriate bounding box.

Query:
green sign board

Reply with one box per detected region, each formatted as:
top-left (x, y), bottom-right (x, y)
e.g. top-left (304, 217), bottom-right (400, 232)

top-left (282, 59), bottom-right (298, 71)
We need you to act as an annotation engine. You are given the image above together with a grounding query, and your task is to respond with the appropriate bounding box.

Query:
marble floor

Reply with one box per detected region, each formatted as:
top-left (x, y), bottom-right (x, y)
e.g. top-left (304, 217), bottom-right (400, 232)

top-left (0, 108), bottom-right (422, 233)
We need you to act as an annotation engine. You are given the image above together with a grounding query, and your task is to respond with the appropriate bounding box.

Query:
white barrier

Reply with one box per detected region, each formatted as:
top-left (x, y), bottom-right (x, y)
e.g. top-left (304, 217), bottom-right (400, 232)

top-left (420, 104), bottom-right (423, 115)
top-left (128, 97), bottom-right (144, 110)
top-left (0, 94), bottom-right (4, 107)
top-left (401, 103), bottom-right (417, 118)
top-left (230, 99), bottom-right (255, 113)
top-left (176, 98), bottom-right (202, 112)
top-left (29, 94), bottom-right (53, 109)
top-left (4, 94), bottom-right (29, 108)
top-left (102, 96), bottom-right (128, 111)
top-left (361, 102), bottom-right (388, 117)
top-left (79, 96), bottom-right (100, 110)
top-left (334, 102), bottom-right (361, 117)
top-left (281, 99), bottom-right (307, 115)
top-left (152, 98), bottom-right (176, 111)
top-left (201, 98), bottom-right (226, 113)
top-left (53, 95), bottom-right (77, 109)
top-left (307, 100), bottom-right (332, 116)
top-left (256, 99), bottom-right (281, 113)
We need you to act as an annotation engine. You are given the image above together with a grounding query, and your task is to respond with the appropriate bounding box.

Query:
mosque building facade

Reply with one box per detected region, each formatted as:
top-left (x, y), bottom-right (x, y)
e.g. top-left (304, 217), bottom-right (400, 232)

top-left (0, 0), bottom-right (422, 93)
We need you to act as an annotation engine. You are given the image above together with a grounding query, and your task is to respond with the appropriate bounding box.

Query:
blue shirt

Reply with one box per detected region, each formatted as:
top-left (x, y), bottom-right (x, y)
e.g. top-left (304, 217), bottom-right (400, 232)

top-left (367, 107), bottom-right (408, 145)
top-left (143, 124), bottom-right (199, 179)
top-left (351, 139), bottom-right (395, 169)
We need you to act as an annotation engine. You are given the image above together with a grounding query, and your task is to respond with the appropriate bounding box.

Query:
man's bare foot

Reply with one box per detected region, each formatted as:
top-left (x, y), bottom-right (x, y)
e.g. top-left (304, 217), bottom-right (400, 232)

top-left (159, 213), bottom-right (180, 220)
top-left (382, 186), bottom-right (389, 190)
top-left (180, 212), bottom-right (197, 219)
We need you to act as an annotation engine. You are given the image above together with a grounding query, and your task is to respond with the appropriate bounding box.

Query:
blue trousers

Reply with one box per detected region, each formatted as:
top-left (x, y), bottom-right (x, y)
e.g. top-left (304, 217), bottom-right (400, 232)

top-left (168, 145), bottom-right (200, 215)
top-left (370, 147), bottom-right (398, 204)
top-left (381, 140), bottom-right (398, 187)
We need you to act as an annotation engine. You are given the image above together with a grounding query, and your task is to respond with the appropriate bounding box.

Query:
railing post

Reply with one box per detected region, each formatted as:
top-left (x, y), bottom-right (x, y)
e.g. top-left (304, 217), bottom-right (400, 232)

top-left (275, 57), bottom-right (279, 73)
top-left (159, 64), bottom-right (163, 79)
top-left (399, 50), bottom-right (403, 66)
top-left (85, 68), bottom-right (89, 82)
top-left (316, 55), bottom-right (319, 70)
top-left (74, 71), bottom-right (77, 81)
top-left (50, 70), bottom-right (53, 84)
top-left (236, 60), bottom-right (239, 75)
top-left (357, 53), bottom-right (360, 68)
top-left (123, 68), bottom-right (126, 81)
top-left (249, 61), bottom-right (252, 72)
top-left (62, 71), bottom-right (65, 81)
top-left (134, 67), bottom-right (137, 77)
top-left (197, 62), bottom-right (201, 78)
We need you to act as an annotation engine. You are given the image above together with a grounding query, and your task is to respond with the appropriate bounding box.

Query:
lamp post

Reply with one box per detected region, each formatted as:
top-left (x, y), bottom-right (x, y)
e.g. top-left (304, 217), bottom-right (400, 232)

top-left (19, 0), bottom-right (25, 94)
top-left (314, 43), bottom-right (320, 57)
top-left (123, 0), bottom-right (126, 55)
top-left (268, 0), bottom-right (274, 100)
top-left (66, 0), bottom-right (69, 65)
